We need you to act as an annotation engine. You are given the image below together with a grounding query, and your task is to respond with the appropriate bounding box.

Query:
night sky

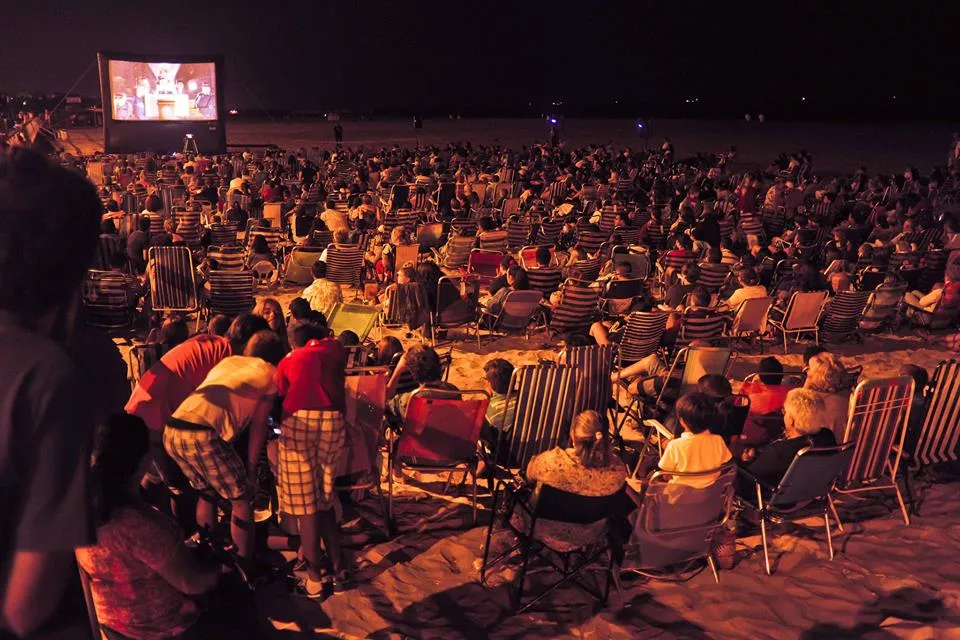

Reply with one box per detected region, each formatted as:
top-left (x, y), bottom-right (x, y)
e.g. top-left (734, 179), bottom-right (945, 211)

top-left (1, 1), bottom-right (956, 118)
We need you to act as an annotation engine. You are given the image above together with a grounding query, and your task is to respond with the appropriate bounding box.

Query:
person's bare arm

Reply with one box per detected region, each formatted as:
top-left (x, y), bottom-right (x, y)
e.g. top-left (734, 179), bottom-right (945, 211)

top-left (2, 551), bottom-right (73, 637)
top-left (152, 545), bottom-right (220, 596)
top-left (386, 353), bottom-right (408, 399)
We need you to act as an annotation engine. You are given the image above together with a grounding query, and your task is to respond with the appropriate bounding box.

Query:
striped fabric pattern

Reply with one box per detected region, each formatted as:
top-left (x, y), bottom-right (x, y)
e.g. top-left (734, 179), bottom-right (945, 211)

top-left (840, 376), bottom-right (914, 487)
top-left (442, 235), bottom-right (475, 269)
top-left (82, 269), bottom-right (133, 328)
top-left (246, 228), bottom-right (284, 254)
top-left (207, 271), bottom-right (255, 317)
top-left (478, 230), bottom-right (509, 253)
top-left (697, 263), bottom-right (731, 292)
top-left (820, 291), bottom-right (871, 342)
top-left (149, 246), bottom-right (197, 313)
top-left (577, 230), bottom-right (609, 256)
top-left (912, 360), bottom-right (960, 467)
top-left (536, 219), bottom-right (564, 245)
top-left (566, 345), bottom-right (615, 416)
top-left (209, 223), bottom-right (240, 246)
top-left (500, 364), bottom-right (580, 472)
top-left (526, 268), bottom-right (564, 295)
top-left (619, 311), bottom-right (668, 363)
top-left (549, 280), bottom-right (600, 332)
top-left (93, 234), bottom-right (124, 270)
top-left (207, 246), bottom-right (246, 271)
top-left (325, 244), bottom-right (364, 287)
top-left (679, 312), bottom-right (727, 342)
top-left (383, 210), bottom-right (420, 235)
top-left (506, 222), bottom-right (532, 249)
top-left (567, 257), bottom-right (601, 282)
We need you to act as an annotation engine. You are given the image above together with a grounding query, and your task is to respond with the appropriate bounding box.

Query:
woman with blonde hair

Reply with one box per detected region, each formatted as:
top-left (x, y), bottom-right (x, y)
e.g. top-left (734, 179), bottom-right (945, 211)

top-left (803, 352), bottom-right (850, 439)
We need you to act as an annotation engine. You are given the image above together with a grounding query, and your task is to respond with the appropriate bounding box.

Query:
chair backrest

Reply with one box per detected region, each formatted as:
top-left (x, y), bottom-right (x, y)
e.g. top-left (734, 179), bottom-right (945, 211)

top-left (731, 296), bottom-right (773, 335)
top-left (821, 291), bottom-right (871, 341)
top-left (208, 245), bottom-right (246, 271)
top-left (435, 275), bottom-right (476, 327)
top-left (283, 246), bottom-right (324, 285)
top-left (518, 245), bottom-right (556, 269)
top-left (479, 229), bottom-right (509, 253)
top-left (860, 282), bottom-right (907, 325)
top-left (549, 280), bottom-right (600, 332)
top-left (207, 271), bottom-right (255, 317)
top-left (578, 230), bottom-right (609, 256)
top-left (781, 290), bottom-right (828, 330)
top-left (493, 290), bottom-right (543, 332)
top-left (416, 222), bottom-right (446, 250)
top-left (602, 277), bottom-right (645, 302)
top-left (565, 344), bottom-right (615, 416)
top-left (443, 234), bottom-right (475, 268)
top-left (858, 269), bottom-right (886, 291)
top-left (679, 310), bottom-right (727, 342)
top-left (618, 311), bottom-right (669, 364)
top-left (500, 364), bottom-right (581, 472)
top-left (327, 302), bottom-right (381, 341)
top-left (148, 246), bottom-right (197, 313)
top-left (912, 360), bottom-right (960, 467)
top-left (841, 376), bottom-right (914, 487)
top-left (525, 267), bottom-right (564, 295)
top-left (568, 257), bottom-right (602, 282)
top-left (697, 263), bottom-right (730, 292)
top-left (612, 251), bottom-right (650, 281)
top-left (396, 388), bottom-right (489, 463)
top-left (393, 243), bottom-right (420, 271)
top-left (506, 221), bottom-right (531, 249)
top-left (536, 219), bottom-right (564, 245)
top-left (325, 244), bottom-right (363, 286)
top-left (468, 249), bottom-right (503, 282)
top-left (627, 464), bottom-right (736, 566)
top-left (769, 443), bottom-right (855, 507)
top-left (246, 227), bottom-right (284, 254)
top-left (673, 347), bottom-right (735, 389)
top-left (533, 484), bottom-right (624, 525)
top-left (209, 222), bottom-right (240, 247)
top-left (82, 269), bottom-right (132, 328)
top-left (92, 234), bottom-right (124, 270)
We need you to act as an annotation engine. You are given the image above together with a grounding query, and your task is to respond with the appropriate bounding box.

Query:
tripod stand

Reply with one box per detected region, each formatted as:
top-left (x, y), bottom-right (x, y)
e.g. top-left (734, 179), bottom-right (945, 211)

top-left (182, 134), bottom-right (198, 155)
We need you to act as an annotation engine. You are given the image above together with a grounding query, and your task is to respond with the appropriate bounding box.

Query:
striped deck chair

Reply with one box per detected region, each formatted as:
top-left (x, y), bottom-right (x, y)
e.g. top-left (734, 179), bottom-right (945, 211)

top-left (310, 230), bottom-right (333, 248)
top-left (468, 249), bottom-right (503, 288)
top-left (478, 229), bottom-right (509, 253)
top-left (388, 388), bottom-right (490, 530)
top-left (644, 224), bottom-right (668, 250)
top-left (148, 246), bottom-right (198, 318)
top-left (209, 223), bottom-right (240, 247)
top-left (82, 270), bottom-right (134, 329)
top-left (325, 244), bottom-right (364, 289)
top-left (449, 219), bottom-right (478, 238)
top-left (565, 344), bottom-right (615, 417)
top-left (501, 197), bottom-right (521, 217)
top-left (835, 376), bottom-right (914, 525)
top-left (860, 281), bottom-right (907, 331)
top-left (599, 278), bottom-right (645, 318)
top-left (146, 213), bottom-right (165, 237)
top-left (920, 249), bottom-right (948, 291)
top-left (437, 234), bottom-right (475, 270)
top-left (383, 209), bottom-right (420, 235)
top-left (506, 221), bottom-right (532, 250)
top-left (93, 234), bottom-right (124, 269)
top-left (820, 290), bottom-right (871, 343)
top-left (598, 210), bottom-right (620, 235)
top-left (518, 245), bottom-right (556, 269)
top-left (545, 180), bottom-right (567, 204)
top-left (536, 219), bottom-right (564, 245)
top-left (909, 360), bottom-right (960, 470)
top-left (761, 207), bottom-right (787, 239)
top-left (282, 246), bottom-right (324, 285)
top-left (206, 271), bottom-right (255, 318)
top-left (697, 263), bottom-right (731, 293)
top-left (578, 230), bottom-right (609, 257)
top-left (525, 267), bottom-right (564, 297)
top-left (617, 311), bottom-right (668, 367)
top-left (207, 245), bottom-right (245, 271)
top-left (658, 250), bottom-right (697, 275)
top-left (492, 364), bottom-right (581, 473)
top-left (768, 290), bottom-right (829, 353)
top-left (548, 279), bottom-right (600, 334)
top-left (616, 227), bottom-right (642, 246)
top-left (567, 257), bottom-right (602, 282)
top-left (416, 222), bottom-right (446, 252)
top-left (327, 302), bottom-right (381, 341)
top-left (678, 310), bottom-right (727, 344)
top-left (740, 214), bottom-right (765, 243)
top-left (246, 227), bottom-right (284, 255)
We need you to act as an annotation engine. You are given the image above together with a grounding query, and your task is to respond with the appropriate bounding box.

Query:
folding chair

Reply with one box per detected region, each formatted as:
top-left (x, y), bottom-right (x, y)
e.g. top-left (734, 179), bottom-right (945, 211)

top-left (623, 464), bottom-right (737, 583)
top-left (475, 289), bottom-right (543, 349)
top-left (568, 257), bottom-right (602, 282)
top-left (565, 344), bottom-right (615, 417)
top-left (547, 279), bottom-right (600, 335)
top-left (92, 234), bottom-right (124, 270)
top-left (467, 249), bottom-right (503, 288)
top-left (432, 274), bottom-right (479, 343)
top-left (506, 221), bottom-right (532, 250)
top-left (378, 281), bottom-right (430, 339)
top-left (416, 222), bottom-right (446, 253)
top-left (282, 246), bottom-right (324, 285)
top-left (207, 245), bottom-right (246, 272)
top-left (697, 263), bottom-right (731, 294)
top-left (82, 269), bottom-right (135, 330)
top-left (909, 359), bottom-right (960, 470)
top-left (478, 229), bottom-right (509, 253)
top-left (481, 483), bottom-right (622, 613)
top-left (834, 376), bottom-right (914, 525)
top-left (336, 367), bottom-right (390, 518)
top-left (209, 222), bottom-right (240, 247)
top-left (859, 281), bottom-right (907, 332)
top-left (616, 311), bottom-right (669, 365)
top-left (324, 243), bottom-right (364, 294)
top-left (677, 309), bottom-right (727, 347)
top-left (819, 290), bottom-right (871, 344)
top-left (739, 443), bottom-right (855, 575)
top-left (518, 245), bottom-right (557, 270)
top-left (535, 219), bottom-right (564, 245)
top-left (387, 388), bottom-right (490, 531)
top-left (728, 296), bottom-right (773, 353)
top-left (436, 234), bottom-right (475, 270)
top-left (611, 250), bottom-right (651, 281)
top-left (768, 290), bottom-right (829, 353)
top-left (206, 271), bottom-right (255, 318)
top-left (326, 302), bottom-right (381, 341)
top-left (599, 278), bottom-right (645, 319)
top-left (525, 267), bottom-right (564, 297)
top-left (393, 243), bottom-right (420, 272)
top-left (148, 246), bottom-right (198, 328)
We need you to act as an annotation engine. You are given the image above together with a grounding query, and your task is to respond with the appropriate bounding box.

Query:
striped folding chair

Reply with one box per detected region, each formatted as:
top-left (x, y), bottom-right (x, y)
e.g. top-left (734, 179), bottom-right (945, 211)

top-left (909, 360), bottom-right (960, 471)
top-left (617, 311), bottom-right (668, 367)
top-left (518, 245), bottom-right (557, 270)
top-left (506, 221), bottom-right (532, 251)
top-left (859, 281), bottom-right (907, 332)
top-left (478, 229), bottom-right (509, 253)
top-left (525, 267), bottom-right (564, 297)
top-left (207, 245), bottom-right (246, 271)
top-left (209, 222), bottom-right (240, 247)
top-left (282, 246), bottom-right (324, 285)
top-left (697, 263), bottom-right (731, 294)
top-left (567, 257), bottom-right (602, 282)
top-left (835, 376), bottom-right (914, 525)
top-left (820, 290), bottom-right (871, 344)
top-left (82, 269), bottom-right (135, 329)
top-left (206, 271), bottom-right (255, 318)
top-left (492, 364), bottom-right (581, 474)
top-left (535, 219), bottom-right (564, 245)
top-left (598, 210), bottom-right (620, 235)
top-left (468, 249), bottom-right (503, 288)
top-left (436, 234), bottom-right (475, 270)
top-left (93, 234), bottom-right (124, 270)
top-left (612, 251), bottom-right (651, 281)
top-left (383, 209), bottom-right (420, 236)
top-left (677, 310), bottom-right (727, 345)
top-left (148, 246), bottom-right (198, 321)
top-left (548, 279), bottom-right (600, 335)
top-left (565, 344), bottom-right (615, 417)
top-left (768, 290), bottom-right (829, 353)
top-left (246, 226), bottom-right (284, 255)
top-left (577, 230), bottom-right (609, 257)
top-left (325, 243), bottom-right (364, 291)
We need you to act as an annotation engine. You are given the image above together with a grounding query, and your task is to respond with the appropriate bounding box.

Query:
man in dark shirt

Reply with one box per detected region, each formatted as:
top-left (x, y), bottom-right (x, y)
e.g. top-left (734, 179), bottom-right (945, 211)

top-left (0, 148), bottom-right (102, 638)
top-left (126, 216), bottom-right (151, 274)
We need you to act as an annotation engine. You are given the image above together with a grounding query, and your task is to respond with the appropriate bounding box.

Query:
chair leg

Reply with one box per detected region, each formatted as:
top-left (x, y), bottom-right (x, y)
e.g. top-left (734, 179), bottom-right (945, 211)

top-left (760, 515), bottom-right (772, 575)
top-left (707, 554), bottom-right (720, 583)
top-left (824, 511), bottom-right (835, 561)
top-left (893, 481), bottom-right (911, 526)
top-left (827, 494), bottom-right (843, 533)
top-left (471, 470), bottom-right (478, 526)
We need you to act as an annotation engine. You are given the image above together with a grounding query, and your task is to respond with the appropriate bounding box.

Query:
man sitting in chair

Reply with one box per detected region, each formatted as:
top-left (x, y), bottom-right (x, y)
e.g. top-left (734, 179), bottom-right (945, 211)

top-left (301, 259), bottom-right (343, 320)
top-left (385, 345), bottom-right (459, 426)
top-left (658, 392), bottom-right (733, 488)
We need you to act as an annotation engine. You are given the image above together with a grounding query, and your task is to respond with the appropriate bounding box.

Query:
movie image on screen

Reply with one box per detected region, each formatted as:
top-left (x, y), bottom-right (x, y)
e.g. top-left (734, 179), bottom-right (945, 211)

top-left (109, 60), bottom-right (218, 121)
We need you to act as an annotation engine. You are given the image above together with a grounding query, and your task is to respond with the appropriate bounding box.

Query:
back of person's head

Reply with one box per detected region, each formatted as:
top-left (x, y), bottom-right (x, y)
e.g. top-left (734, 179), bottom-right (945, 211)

top-left (740, 268), bottom-right (759, 286)
top-left (681, 262), bottom-right (701, 283)
top-left (337, 329), bottom-right (360, 347)
top-left (288, 297), bottom-right (311, 320)
top-left (805, 352), bottom-right (846, 393)
top-left (0, 148), bottom-right (102, 316)
top-left (376, 335), bottom-right (403, 366)
top-left (100, 219), bottom-right (117, 234)
top-left (290, 317), bottom-right (329, 348)
top-left (783, 388), bottom-right (826, 436)
top-left (226, 313), bottom-right (270, 352)
top-left (243, 329), bottom-right (285, 365)
top-left (252, 235), bottom-right (270, 254)
top-left (562, 331), bottom-right (593, 348)
top-left (159, 317), bottom-right (188, 348)
top-left (499, 254), bottom-right (515, 271)
top-left (334, 229), bottom-right (350, 244)
top-left (570, 410), bottom-right (611, 469)
top-left (479, 216), bottom-right (495, 232)
top-left (405, 344), bottom-right (443, 384)
top-left (138, 217), bottom-right (151, 232)
top-left (689, 286), bottom-right (711, 307)
top-left (507, 264), bottom-right (529, 290)
top-left (311, 259), bottom-right (328, 279)
top-left (757, 356), bottom-right (784, 385)
top-left (93, 413), bottom-right (150, 523)
top-left (614, 261), bottom-right (632, 278)
top-left (802, 345), bottom-right (828, 366)
top-left (144, 194), bottom-right (162, 213)
top-left (899, 364), bottom-right (928, 394)
top-left (675, 391), bottom-right (719, 434)
top-left (398, 265), bottom-right (417, 282)
top-left (207, 314), bottom-right (232, 337)
top-left (697, 374), bottom-right (732, 398)
top-left (677, 235), bottom-right (693, 250)
top-left (483, 358), bottom-right (514, 395)
top-left (535, 246), bottom-right (552, 266)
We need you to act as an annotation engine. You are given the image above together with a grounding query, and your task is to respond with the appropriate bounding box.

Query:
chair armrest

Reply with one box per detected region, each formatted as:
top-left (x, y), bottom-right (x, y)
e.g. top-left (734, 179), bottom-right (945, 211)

top-left (734, 465), bottom-right (777, 493)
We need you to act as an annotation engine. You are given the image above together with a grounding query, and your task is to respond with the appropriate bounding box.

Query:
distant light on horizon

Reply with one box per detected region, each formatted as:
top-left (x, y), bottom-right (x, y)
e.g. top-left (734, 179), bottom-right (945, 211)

top-left (802, 96), bottom-right (807, 101)
top-left (229, 108), bottom-right (238, 115)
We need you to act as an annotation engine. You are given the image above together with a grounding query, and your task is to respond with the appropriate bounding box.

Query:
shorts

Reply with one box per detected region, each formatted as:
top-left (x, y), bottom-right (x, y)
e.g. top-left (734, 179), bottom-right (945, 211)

top-left (163, 422), bottom-right (252, 502)
top-left (277, 409), bottom-right (346, 515)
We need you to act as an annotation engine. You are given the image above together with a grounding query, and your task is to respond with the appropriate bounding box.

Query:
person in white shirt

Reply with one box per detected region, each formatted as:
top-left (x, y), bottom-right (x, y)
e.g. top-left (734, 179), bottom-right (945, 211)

top-left (722, 268), bottom-right (768, 311)
top-left (658, 391), bottom-right (733, 488)
top-left (320, 198), bottom-right (350, 235)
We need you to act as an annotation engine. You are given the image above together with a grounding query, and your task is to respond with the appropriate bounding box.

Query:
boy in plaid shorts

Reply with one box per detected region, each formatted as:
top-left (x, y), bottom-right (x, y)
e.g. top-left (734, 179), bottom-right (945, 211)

top-left (276, 316), bottom-right (348, 598)
top-left (164, 331), bottom-right (284, 558)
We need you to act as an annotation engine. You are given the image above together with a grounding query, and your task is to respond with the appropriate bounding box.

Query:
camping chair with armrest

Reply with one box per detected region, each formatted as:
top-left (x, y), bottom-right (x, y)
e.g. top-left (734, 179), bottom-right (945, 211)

top-left (480, 481), bottom-right (623, 613)
top-left (696, 263), bottom-right (731, 294)
top-left (767, 290), bottom-right (829, 353)
top-left (564, 344), bottom-right (616, 419)
top-left (432, 274), bottom-right (479, 343)
top-left (205, 271), bottom-right (255, 319)
top-left (327, 302), bottom-right (382, 342)
top-left (434, 233), bottom-right (475, 271)
top-left (82, 269), bottom-right (136, 330)
top-left (623, 463), bottom-right (737, 583)
top-left (475, 289), bottom-right (543, 350)
top-left (324, 243), bottom-right (364, 296)
top-left (738, 442), bottom-right (855, 575)
top-left (859, 281), bottom-right (907, 332)
top-left (518, 245), bottom-right (558, 270)
top-left (819, 290), bottom-right (871, 344)
top-left (387, 388), bottom-right (489, 532)
top-left (727, 295), bottom-right (773, 353)
top-left (282, 246), bottom-right (324, 285)
top-left (834, 376), bottom-right (914, 525)
top-left (599, 278), bottom-right (646, 319)
top-left (147, 246), bottom-right (198, 330)
top-left (467, 249), bottom-right (504, 288)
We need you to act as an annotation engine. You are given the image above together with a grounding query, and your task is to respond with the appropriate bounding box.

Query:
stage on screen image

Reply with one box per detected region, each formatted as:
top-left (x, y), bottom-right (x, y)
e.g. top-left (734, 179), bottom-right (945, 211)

top-left (109, 60), bottom-right (217, 121)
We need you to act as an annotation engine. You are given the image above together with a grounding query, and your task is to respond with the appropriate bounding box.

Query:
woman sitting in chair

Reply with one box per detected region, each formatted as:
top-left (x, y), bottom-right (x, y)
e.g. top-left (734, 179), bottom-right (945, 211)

top-left (244, 234), bottom-right (276, 270)
top-left (479, 265), bottom-right (529, 316)
top-left (515, 411), bottom-right (626, 548)
top-left (803, 352), bottom-right (852, 440)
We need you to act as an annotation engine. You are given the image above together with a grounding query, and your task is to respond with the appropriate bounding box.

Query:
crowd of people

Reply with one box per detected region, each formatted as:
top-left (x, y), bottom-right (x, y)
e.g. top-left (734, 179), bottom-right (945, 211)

top-left (2, 127), bottom-right (959, 639)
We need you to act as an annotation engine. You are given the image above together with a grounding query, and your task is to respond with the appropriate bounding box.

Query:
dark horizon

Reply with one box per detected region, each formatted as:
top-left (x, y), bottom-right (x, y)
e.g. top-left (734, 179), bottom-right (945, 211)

top-left (1, 1), bottom-right (956, 120)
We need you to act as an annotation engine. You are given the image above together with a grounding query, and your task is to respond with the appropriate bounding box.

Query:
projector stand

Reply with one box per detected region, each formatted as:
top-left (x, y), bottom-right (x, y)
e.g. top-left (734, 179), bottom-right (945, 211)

top-left (182, 135), bottom-right (199, 155)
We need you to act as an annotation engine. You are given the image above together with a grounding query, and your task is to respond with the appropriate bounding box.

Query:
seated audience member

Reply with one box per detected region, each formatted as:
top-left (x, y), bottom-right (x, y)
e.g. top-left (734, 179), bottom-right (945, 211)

top-left (374, 335), bottom-right (404, 367)
top-left (127, 216), bottom-right (152, 273)
top-left (722, 268), bottom-right (767, 310)
top-left (904, 262), bottom-right (960, 315)
top-left (488, 254), bottom-right (518, 296)
top-left (741, 388), bottom-right (837, 490)
top-left (337, 329), bottom-right (360, 348)
top-left (386, 344), bottom-right (459, 421)
top-left (661, 263), bottom-right (700, 310)
top-left (76, 414), bottom-right (226, 640)
top-left (742, 356), bottom-right (792, 417)
top-left (899, 364), bottom-right (929, 454)
top-left (245, 235), bottom-right (276, 269)
top-left (803, 352), bottom-right (852, 439)
top-left (482, 358), bottom-right (516, 432)
top-left (480, 264), bottom-right (528, 316)
top-left (658, 392), bottom-right (733, 487)
top-left (302, 260), bottom-right (343, 319)
top-left (518, 411), bottom-right (626, 547)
